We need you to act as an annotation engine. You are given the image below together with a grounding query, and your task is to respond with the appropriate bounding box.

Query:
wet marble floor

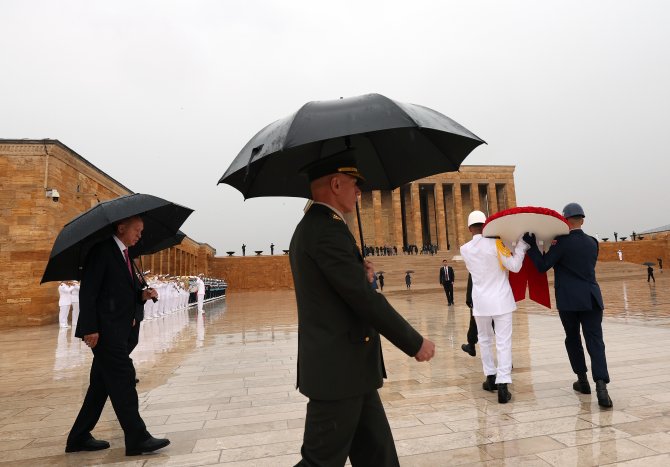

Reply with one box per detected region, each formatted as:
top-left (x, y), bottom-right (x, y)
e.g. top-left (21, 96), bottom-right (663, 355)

top-left (0, 273), bottom-right (669, 466)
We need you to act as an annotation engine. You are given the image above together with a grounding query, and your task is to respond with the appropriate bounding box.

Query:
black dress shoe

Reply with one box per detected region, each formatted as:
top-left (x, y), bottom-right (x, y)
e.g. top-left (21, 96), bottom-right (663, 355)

top-left (573, 372), bottom-right (591, 394)
top-left (65, 437), bottom-right (111, 453)
top-left (126, 436), bottom-right (170, 456)
top-left (461, 343), bottom-right (476, 357)
top-left (482, 374), bottom-right (497, 391)
top-left (595, 380), bottom-right (613, 408)
top-left (135, 378), bottom-right (140, 384)
top-left (498, 383), bottom-right (512, 404)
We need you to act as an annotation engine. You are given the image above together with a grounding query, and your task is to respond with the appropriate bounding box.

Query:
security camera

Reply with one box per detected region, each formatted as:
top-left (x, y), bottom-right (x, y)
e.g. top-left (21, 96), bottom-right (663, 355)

top-left (47, 189), bottom-right (60, 202)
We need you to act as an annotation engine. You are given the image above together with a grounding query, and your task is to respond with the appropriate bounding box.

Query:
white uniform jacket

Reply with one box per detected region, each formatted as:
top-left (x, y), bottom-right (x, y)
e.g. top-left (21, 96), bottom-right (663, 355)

top-left (58, 283), bottom-right (73, 306)
top-left (196, 278), bottom-right (206, 296)
top-left (460, 234), bottom-right (528, 317)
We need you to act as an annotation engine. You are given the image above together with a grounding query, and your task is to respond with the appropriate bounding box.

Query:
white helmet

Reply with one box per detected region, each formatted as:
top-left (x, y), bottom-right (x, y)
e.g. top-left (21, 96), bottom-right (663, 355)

top-left (467, 210), bottom-right (487, 227)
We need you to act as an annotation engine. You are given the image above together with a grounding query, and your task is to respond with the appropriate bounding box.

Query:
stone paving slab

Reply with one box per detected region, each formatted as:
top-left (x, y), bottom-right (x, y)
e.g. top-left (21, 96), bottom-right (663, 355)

top-left (0, 274), bottom-right (668, 466)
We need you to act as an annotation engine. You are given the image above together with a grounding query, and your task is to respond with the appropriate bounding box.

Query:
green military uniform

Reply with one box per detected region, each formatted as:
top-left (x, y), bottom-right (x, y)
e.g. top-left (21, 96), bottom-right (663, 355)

top-left (290, 202), bottom-right (424, 466)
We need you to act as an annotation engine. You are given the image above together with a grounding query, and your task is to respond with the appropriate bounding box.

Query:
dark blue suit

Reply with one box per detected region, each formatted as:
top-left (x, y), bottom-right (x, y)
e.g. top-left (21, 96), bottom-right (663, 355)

top-left (526, 229), bottom-right (610, 383)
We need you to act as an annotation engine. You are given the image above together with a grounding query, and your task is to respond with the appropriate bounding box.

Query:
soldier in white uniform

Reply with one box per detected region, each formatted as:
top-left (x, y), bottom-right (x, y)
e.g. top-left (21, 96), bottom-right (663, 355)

top-left (58, 281), bottom-right (74, 328)
top-left (196, 275), bottom-right (206, 314)
top-left (460, 211), bottom-right (529, 404)
top-left (70, 281), bottom-right (80, 328)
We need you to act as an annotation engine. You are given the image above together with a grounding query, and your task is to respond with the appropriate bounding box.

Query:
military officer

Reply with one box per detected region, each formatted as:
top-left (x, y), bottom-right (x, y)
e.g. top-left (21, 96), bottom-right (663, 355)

top-left (58, 281), bottom-right (74, 328)
top-left (195, 274), bottom-right (206, 313)
top-left (460, 211), bottom-right (528, 404)
top-left (290, 152), bottom-right (435, 466)
top-left (524, 203), bottom-right (613, 408)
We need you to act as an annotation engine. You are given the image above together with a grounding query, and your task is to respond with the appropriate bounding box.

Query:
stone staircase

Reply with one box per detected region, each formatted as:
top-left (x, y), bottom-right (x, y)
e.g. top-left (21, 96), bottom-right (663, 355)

top-left (368, 252), bottom-right (649, 296)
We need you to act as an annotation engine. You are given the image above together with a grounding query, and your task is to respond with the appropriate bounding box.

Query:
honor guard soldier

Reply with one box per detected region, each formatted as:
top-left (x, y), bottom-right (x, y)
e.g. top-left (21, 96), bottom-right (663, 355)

top-left (524, 203), bottom-right (613, 408)
top-left (460, 210), bottom-right (529, 404)
top-left (290, 152), bottom-right (435, 466)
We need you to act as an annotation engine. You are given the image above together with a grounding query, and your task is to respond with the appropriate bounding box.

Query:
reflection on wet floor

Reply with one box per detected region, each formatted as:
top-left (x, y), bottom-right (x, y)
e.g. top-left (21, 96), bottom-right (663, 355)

top-left (0, 274), bottom-right (669, 466)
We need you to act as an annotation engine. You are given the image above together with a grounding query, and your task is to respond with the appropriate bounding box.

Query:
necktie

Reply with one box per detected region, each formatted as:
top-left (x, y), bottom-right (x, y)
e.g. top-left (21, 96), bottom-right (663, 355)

top-left (123, 249), bottom-right (133, 277)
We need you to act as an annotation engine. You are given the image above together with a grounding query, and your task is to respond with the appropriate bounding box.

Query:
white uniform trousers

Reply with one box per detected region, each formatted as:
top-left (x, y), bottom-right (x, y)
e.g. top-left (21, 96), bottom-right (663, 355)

top-left (475, 312), bottom-right (513, 384)
top-left (59, 305), bottom-right (71, 327)
top-left (197, 294), bottom-right (205, 313)
top-left (71, 302), bottom-right (80, 327)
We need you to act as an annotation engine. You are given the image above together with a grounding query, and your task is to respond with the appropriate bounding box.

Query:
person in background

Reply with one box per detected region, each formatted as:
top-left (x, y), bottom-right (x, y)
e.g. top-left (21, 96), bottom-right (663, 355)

top-left (58, 281), bottom-right (74, 328)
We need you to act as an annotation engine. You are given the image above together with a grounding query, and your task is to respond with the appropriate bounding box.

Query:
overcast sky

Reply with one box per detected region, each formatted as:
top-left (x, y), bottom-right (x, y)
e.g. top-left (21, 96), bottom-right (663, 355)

top-left (2, 0), bottom-right (668, 252)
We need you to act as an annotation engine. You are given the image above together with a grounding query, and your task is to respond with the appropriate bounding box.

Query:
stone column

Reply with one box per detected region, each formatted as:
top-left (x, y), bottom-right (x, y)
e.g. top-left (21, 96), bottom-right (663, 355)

top-left (435, 183), bottom-right (447, 250)
top-left (411, 183), bottom-right (422, 246)
top-left (372, 190), bottom-right (383, 247)
top-left (453, 183), bottom-right (465, 247)
top-left (487, 182), bottom-right (498, 215)
top-left (392, 188), bottom-right (403, 248)
top-left (506, 179), bottom-right (517, 208)
top-left (471, 183), bottom-right (481, 211)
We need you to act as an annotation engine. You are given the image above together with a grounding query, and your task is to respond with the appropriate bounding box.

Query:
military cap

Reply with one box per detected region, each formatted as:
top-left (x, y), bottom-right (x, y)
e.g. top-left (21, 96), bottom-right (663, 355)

top-left (562, 202), bottom-right (585, 218)
top-left (300, 150), bottom-right (366, 184)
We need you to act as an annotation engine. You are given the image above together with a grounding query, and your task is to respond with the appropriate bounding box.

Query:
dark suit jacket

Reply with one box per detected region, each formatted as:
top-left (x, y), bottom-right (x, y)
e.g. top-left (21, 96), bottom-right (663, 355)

top-left (75, 237), bottom-right (146, 345)
top-left (439, 266), bottom-right (455, 285)
top-left (526, 229), bottom-right (604, 311)
top-left (289, 204), bottom-right (423, 400)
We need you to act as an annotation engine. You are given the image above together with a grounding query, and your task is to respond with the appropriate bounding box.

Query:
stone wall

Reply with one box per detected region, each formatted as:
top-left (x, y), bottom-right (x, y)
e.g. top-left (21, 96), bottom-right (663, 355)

top-left (0, 140), bottom-right (215, 327)
top-left (208, 255), bottom-right (294, 291)
top-left (598, 239), bottom-right (669, 265)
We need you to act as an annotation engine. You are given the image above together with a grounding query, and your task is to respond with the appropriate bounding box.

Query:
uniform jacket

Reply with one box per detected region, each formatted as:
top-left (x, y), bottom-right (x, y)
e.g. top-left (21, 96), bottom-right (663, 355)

top-left (439, 266), bottom-right (455, 285)
top-left (289, 203), bottom-right (423, 400)
top-left (58, 283), bottom-right (74, 306)
top-left (526, 229), bottom-right (604, 311)
top-left (75, 237), bottom-right (145, 344)
top-left (460, 234), bottom-right (528, 317)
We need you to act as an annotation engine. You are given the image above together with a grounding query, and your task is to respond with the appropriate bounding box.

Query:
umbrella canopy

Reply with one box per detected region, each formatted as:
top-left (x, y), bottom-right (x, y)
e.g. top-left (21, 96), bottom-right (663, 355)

top-left (129, 230), bottom-right (187, 257)
top-left (41, 194), bottom-right (193, 283)
top-left (218, 93), bottom-right (485, 199)
top-left (643, 262), bottom-right (656, 266)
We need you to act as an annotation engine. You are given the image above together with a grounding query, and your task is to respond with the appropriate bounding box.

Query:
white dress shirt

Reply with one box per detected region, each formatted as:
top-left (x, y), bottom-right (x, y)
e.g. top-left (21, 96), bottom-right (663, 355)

top-left (460, 234), bottom-right (529, 317)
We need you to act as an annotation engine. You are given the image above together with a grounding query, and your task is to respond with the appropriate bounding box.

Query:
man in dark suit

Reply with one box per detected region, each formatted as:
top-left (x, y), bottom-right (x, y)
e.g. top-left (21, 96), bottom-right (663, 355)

top-left (524, 203), bottom-right (613, 408)
top-left (66, 216), bottom-right (171, 455)
top-left (461, 273), bottom-right (477, 356)
top-left (290, 153), bottom-right (435, 466)
top-left (439, 259), bottom-right (455, 305)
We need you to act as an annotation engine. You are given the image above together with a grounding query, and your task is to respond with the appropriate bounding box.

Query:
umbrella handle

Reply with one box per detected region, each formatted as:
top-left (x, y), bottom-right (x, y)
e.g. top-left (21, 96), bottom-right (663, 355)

top-left (131, 257), bottom-right (158, 303)
top-left (356, 199), bottom-right (366, 257)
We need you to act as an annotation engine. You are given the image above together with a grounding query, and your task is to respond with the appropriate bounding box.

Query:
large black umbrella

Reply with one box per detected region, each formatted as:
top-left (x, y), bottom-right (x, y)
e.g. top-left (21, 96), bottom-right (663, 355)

top-left (41, 194), bottom-right (193, 283)
top-left (218, 93), bottom-right (485, 199)
top-left (129, 229), bottom-right (187, 257)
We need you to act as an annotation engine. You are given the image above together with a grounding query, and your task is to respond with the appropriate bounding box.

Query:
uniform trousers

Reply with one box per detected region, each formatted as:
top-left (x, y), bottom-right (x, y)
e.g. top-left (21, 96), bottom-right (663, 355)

top-left (475, 312), bottom-right (513, 384)
top-left (59, 305), bottom-right (71, 326)
top-left (558, 305), bottom-right (610, 383)
top-left (442, 282), bottom-right (454, 304)
top-left (67, 337), bottom-right (147, 448)
top-left (197, 294), bottom-right (205, 313)
top-left (71, 303), bottom-right (80, 327)
top-left (296, 390), bottom-right (399, 467)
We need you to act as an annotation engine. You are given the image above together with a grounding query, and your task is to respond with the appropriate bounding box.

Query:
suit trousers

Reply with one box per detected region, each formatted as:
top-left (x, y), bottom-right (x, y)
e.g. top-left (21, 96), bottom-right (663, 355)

top-left (197, 294), bottom-right (205, 312)
top-left (296, 390), bottom-right (399, 467)
top-left (475, 312), bottom-right (513, 384)
top-left (466, 308), bottom-right (478, 346)
top-left (558, 306), bottom-right (610, 383)
top-left (67, 341), bottom-right (147, 448)
top-left (442, 283), bottom-right (454, 304)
